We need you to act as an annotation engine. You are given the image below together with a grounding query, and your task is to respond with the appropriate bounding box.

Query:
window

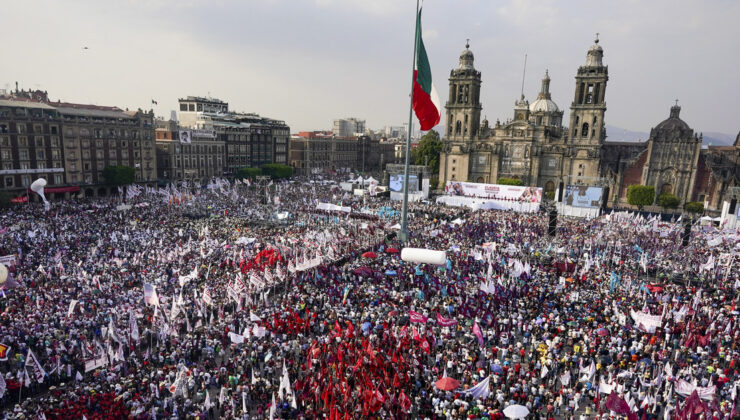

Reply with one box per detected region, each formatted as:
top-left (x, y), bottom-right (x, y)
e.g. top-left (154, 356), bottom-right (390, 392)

top-left (189, 104), bottom-right (195, 111)
top-left (585, 84), bottom-right (594, 104)
top-left (37, 162), bottom-right (46, 169)
top-left (0, 150), bottom-right (9, 160)
top-left (70, 162), bottom-right (76, 171)
top-left (96, 151), bottom-right (103, 159)
top-left (50, 137), bottom-right (59, 147)
top-left (21, 176), bottom-right (31, 187)
top-left (37, 150), bottom-right (45, 160)
top-left (0, 137), bottom-right (8, 146)
top-left (180, 104), bottom-right (188, 111)
top-left (82, 150), bottom-right (89, 159)
top-left (84, 162), bottom-right (91, 171)
top-left (34, 137), bottom-right (44, 147)
top-left (20, 162), bottom-right (29, 170)
top-left (3, 175), bottom-right (14, 187)
top-left (19, 150), bottom-right (29, 160)
top-left (2, 163), bottom-right (11, 170)
top-left (54, 174), bottom-right (63, 184)
top-left (34, 125), bottom-right (42, 133)
top-left (109, 150), bottom-right (116, 159)
top-left (50, 126), bottom-right (58, 135)
top-left (581, 123), bottom-right (589, 138)
top-left (18, 137), bottom-right (28, 147)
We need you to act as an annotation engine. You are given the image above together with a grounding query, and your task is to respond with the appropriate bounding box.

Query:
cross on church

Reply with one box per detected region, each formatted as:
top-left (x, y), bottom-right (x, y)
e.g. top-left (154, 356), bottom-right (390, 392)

top-left (675, 99), bottom-right (679, 106)
top-left (466, 38), bottom-right (470, 48)
top-left (595, 32), bottom-right (599, 42)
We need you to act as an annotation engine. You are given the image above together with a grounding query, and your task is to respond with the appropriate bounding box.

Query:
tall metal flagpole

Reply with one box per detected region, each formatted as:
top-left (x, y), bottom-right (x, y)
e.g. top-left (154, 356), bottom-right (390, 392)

top-left (399, 0), bottom-right (421, 243)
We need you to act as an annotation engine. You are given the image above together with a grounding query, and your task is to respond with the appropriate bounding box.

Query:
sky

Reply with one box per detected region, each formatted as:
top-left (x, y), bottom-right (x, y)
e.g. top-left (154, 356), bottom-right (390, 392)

top-left (2, 0), bottom-right (739, 137)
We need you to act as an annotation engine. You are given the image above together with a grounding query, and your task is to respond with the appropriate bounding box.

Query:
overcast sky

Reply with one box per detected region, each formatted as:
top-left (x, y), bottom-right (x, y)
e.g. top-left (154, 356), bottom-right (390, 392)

top-left (3, 0), bottom-right (739, 136)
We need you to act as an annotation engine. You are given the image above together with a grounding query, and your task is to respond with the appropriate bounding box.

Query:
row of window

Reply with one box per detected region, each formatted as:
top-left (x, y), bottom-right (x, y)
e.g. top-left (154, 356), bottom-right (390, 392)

top-left (5, 174), bottom-right (64, 188)
top-left (0, 136), bottom-right (61, 147)
top-left (64, 139), bottom-right (154, 149)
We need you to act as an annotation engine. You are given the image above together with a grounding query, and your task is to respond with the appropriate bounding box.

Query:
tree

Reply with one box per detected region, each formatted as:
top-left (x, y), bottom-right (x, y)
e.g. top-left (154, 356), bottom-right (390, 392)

top-left (684, 201), bottom-right (704, 214)
top-left (260, 163), bottom-right (293, 179)
top-left (102, 165), bottom-right (135, 186)
top-left (626, 185), bottom-right (655, 210)
top-left (411, 130), bottom-right (443, 175)
top-left (657, 193), bottom-right (680, 209)
top-left (544, 191), bottom-right (555, 201)
top-left (497, 178), bottom-right (523, 186)
top-left (236, 167), bottom-right (261, 179)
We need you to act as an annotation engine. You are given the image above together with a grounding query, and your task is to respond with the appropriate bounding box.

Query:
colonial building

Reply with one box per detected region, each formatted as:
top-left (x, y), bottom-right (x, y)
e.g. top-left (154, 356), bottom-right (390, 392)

top-left (289, 131), bottom-right (394, 175)
top-left (439, 37), bottom-right (608, 194)
top-left (177, 96), bottom-right (290, 175)
top-left (437, 37), bottom-right (738, 212)
top-left (602, 104), bottom-right (703, 206)
top-left (155, 119), bottom-right (224, 184)
top-left (0, 88), bottom-right (157, 199)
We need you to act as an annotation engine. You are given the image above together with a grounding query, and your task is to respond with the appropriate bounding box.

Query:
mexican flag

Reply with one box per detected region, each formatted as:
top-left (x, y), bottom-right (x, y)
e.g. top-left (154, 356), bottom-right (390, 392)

top-left (412, 6), bottom-right (441, 131)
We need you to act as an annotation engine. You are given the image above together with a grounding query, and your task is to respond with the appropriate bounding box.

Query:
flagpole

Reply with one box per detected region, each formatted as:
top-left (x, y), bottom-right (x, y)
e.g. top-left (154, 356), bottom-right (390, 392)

top-left (399, 0), bottom-right (421, 243)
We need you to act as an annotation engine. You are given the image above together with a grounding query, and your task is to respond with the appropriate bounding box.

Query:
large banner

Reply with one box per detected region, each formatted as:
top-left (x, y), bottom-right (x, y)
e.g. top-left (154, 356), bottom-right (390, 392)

top-left (445, 181), bottom-right (542, 203)
top-left (564, 185), bottom-right (603, 208)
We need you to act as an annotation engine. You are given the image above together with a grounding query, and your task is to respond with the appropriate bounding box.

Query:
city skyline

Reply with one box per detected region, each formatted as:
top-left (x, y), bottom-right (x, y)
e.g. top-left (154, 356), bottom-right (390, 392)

top-left (3, 0), bottom-right (738, 136)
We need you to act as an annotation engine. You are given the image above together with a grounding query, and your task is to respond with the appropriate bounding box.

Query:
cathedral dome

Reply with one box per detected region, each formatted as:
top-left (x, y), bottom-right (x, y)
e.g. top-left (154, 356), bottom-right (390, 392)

top-left (654, 105), bottom-right (690, 131)
top-left (529, 98), bottom-right (559, 113)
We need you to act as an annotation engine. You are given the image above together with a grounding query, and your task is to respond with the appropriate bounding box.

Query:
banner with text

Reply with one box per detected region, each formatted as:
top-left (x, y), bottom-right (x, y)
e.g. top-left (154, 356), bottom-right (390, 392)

top-left (445, 181), bottom-right (542, 203)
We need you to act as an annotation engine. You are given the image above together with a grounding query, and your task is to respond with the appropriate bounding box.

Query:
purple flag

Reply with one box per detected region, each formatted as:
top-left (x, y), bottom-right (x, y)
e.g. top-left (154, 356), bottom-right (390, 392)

top-left (473, 321), bottom-right (484, 347)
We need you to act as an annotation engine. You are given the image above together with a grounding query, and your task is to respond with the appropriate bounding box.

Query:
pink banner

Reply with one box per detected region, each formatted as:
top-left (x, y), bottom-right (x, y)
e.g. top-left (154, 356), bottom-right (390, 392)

top-left (409, 310), bottom-right (428, 323)
top-left (436, 312), bottom-right (457, 327)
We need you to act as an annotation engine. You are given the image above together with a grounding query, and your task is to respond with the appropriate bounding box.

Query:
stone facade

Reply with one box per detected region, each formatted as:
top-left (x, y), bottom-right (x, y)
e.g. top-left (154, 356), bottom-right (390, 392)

top-left (289, 131), bottom-right (394, 175)
top-left (155, 119), bottom-right (224, 184)
top-left (0, 90), bottom-right (157, 199)
top-left (439, 37), bottom-right (608, 194)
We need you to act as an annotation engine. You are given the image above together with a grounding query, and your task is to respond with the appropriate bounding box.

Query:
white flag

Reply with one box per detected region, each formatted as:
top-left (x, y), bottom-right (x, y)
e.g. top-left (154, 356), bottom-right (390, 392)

top-left (24, 349), bottom-right (46, 383)
top-left (67, 299), bottom-right (78, 317)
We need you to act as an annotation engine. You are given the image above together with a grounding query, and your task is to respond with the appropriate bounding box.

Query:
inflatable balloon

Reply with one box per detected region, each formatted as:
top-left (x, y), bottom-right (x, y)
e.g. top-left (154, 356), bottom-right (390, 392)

top-left (0, 263), bottom-right (7, 285)
top-left (30, 178), bottom-right (47, 193)
top-left (401, 248), bottom-right (446, 266)
top-left (30, 178), bottom-right (50, 210)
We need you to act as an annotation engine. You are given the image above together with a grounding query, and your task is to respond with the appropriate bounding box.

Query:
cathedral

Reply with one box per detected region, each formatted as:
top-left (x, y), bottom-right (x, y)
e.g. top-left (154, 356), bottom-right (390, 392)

top-left (438, 37), bottom-right (740, 212)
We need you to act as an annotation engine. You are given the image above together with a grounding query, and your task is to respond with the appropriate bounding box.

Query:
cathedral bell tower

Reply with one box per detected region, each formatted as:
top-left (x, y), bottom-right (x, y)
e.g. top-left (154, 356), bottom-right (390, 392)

top-left (567, 35), bottom-right (608, 179)
top-left (446, 41), bottom-right (482, 142)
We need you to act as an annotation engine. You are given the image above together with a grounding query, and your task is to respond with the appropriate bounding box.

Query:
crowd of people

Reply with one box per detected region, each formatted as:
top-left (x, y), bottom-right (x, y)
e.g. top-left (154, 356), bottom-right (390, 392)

top-left (0, 175), bottom-right (738, 419)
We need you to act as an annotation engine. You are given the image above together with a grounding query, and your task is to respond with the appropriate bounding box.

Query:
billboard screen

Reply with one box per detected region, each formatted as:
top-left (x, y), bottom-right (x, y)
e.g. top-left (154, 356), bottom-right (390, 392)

top-left (564, 185), bottom-right (604, 208)
top-left (444, 181), bottom-right (542, 203)
top-left (389, 174), bottom-right (418, 192)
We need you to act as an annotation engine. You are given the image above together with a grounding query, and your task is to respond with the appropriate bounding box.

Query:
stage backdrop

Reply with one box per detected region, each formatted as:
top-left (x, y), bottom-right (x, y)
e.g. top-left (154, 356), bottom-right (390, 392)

top-left (445, 181), bottom-right (542, 203)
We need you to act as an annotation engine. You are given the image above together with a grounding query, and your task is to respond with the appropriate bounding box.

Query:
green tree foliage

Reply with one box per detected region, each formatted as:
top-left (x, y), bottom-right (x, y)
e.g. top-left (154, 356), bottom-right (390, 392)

top-left (626, 185), bottom-right (655, 210)
top-left (657, 193), bottom-right (680, 209)
top-left (545, 191), bottom-right (555, 201)
top-left (497, 178), bottom-right (524, 186)
top-left (235, 167), bottom-right (262, 179)
top-left (102, 165), bottom-right (135, 185)
top-left (411, 130), bottom-right (443, 175)
top-left (260, 163), bottom-right (293, 179)
top-left (684, 201), bottom-right (704, 214)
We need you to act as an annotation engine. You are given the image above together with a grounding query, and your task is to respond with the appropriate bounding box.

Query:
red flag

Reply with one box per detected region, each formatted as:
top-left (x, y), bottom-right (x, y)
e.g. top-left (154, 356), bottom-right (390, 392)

top-left (399, 390), bottom-right (412, 412)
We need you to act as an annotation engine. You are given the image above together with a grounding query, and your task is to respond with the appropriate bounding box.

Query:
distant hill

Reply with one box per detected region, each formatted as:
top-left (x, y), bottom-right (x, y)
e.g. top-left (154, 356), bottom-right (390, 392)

top-left (605, 125), bottom-right (734, 146)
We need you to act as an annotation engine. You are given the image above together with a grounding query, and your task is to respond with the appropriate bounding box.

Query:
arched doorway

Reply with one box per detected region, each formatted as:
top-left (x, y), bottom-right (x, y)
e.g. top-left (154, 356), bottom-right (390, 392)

top-left (545, 181), bottom-right (555, 193)
top-left (476, 177), bottom-right (484, 183)
top-left (661, 183), bottom-right (673, 195)
top-left (97, 187), bottom-right (107, 197)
